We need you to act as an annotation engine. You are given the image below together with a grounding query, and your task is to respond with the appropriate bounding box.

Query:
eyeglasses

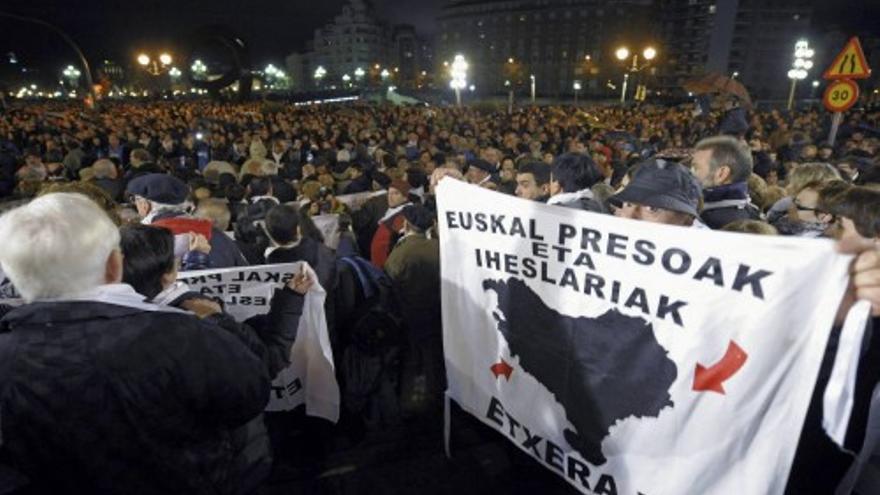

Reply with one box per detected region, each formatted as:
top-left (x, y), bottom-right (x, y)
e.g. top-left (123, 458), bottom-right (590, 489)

top-left (793, 202), bottom-right (820, 213)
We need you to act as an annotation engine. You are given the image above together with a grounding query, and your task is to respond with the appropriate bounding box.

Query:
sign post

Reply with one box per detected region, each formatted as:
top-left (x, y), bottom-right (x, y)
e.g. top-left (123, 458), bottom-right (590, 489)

top-left (822, 37), bottom-right (872, 147)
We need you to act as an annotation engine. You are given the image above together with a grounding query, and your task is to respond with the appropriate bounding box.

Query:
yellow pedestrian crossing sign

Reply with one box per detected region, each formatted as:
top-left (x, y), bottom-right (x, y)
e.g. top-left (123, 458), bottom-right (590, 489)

top-left (823, 37), bottom-right (872, 80)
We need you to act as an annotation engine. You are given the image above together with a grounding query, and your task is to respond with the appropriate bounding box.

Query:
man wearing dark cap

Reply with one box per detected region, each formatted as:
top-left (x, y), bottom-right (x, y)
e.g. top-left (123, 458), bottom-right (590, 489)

top-left (384, 204), bottom-right (443, 416)
top-left (466, 159), bottom-right (497, 188)
top-left (610, 159), bottom-right (703, 227)
top-left (127, 173), bottom-right (248, 267)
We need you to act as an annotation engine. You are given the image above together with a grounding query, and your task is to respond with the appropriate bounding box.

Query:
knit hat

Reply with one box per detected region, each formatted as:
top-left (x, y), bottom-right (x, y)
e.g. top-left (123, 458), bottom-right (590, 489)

top-left (402, 204), bottom-right (434, 232)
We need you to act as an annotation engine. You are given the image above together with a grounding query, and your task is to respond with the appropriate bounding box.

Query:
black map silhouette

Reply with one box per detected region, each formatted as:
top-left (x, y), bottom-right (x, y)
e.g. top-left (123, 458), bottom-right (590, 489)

top-left (484, 278), bottom-right (678, 465)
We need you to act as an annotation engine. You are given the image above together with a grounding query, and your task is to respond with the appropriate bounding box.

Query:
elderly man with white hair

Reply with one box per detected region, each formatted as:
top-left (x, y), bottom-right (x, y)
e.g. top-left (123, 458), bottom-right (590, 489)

top-left (0, 193), bottom-right (274, 494)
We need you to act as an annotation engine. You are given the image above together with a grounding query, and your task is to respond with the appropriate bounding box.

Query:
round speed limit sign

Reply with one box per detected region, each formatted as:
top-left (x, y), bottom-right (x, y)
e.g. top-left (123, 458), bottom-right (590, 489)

top-left (823, 79), bottom-right (859, 112)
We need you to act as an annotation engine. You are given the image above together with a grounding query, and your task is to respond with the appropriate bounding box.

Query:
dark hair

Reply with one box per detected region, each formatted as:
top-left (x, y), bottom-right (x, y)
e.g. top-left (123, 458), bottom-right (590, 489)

top-left (119, 225), bottom-right (176, 300)
top-left (856, 165), bottom-right (880, 186)
top-left (820, 184), bottom-right (880, 238)
top-left (265, 204), bottom-right (300, 245)
top-left (517, 161), bottom-right (551, 185)
top-left (550, 153), bottom-right (604, 192)
top-left (248, 176), bottom-right (272, 197)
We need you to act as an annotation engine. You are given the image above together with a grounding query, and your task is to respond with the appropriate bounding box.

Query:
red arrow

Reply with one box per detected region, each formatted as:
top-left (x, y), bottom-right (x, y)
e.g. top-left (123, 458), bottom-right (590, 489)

top-left (693, 340), bottom-right (748, 395)
top-left (490, 360), bottom-right (514, 380)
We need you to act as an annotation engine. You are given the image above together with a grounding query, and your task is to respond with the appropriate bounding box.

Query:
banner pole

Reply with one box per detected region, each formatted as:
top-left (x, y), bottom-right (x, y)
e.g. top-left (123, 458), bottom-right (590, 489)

top-left (828, 112), bottom-right (843, 147)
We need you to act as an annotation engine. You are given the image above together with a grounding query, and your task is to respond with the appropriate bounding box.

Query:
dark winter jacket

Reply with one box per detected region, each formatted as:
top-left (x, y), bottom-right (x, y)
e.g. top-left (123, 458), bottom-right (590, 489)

top-left (700, 181), bottom-right (762, 230)
top-left (0, 296), bottom-right (271, 495)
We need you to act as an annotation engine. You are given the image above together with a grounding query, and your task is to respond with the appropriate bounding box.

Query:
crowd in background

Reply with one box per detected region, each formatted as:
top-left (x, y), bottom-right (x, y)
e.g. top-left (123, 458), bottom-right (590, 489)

top-left (1, 96), bottom-right (880, 494)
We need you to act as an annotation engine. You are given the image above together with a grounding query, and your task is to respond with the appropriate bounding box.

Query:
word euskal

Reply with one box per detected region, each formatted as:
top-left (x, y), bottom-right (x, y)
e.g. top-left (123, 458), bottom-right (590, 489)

top-left (446, 211), bottom-right (774, 327)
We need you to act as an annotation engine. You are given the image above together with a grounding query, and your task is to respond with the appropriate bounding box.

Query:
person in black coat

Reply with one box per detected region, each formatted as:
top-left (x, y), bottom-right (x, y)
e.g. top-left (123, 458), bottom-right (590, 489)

top-left (0, 193), bottom-right (275, 494)
top-left (265, 204), bottom-right (339, 342)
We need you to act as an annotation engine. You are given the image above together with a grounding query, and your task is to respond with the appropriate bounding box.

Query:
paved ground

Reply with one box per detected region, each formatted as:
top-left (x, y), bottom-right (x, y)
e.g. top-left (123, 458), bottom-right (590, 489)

top-left (262, 403), bottom-right (579, 495)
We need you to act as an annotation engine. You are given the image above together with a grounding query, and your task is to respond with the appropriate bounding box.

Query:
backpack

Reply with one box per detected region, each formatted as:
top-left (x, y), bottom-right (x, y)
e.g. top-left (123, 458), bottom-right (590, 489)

top-left (336, 256), bottom-right (405, 432)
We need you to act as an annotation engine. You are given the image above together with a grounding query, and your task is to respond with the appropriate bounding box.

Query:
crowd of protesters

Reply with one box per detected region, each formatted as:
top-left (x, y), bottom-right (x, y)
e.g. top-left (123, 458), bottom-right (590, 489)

top-left (1, 95), bottom-right (880, 494)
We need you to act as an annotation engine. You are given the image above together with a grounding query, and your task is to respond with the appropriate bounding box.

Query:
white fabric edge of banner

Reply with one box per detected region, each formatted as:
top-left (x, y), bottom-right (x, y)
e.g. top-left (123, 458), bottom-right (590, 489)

top-left (823, 300), bottom-right (872, 449)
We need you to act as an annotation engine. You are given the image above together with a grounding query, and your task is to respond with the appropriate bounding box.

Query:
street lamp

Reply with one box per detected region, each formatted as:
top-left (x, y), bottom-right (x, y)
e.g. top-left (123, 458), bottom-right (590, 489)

top-left (354, 66), bottom-right (365, 85)
top-left (342, 73), bottom-right (351, 87)
top-left (786, 39), bottom-right (814, 110)
top-left (530, 74), bottom-right (536, 103)
top-left (449, 54), bottom-right (468, 106)
top-left (573, 80), bottom-right (582, 105)
top-left (313, 65), bottom-right (327, 88)
top-left (380, 68), bottom-right (391, 82)
top-left (615, 45), bottom-right (657, 104)
top-left (191, 59), bottom-right (207, 76)
top-left (138, 52), bottom-right (173, 76)
top-left (62, 64), bottom-right (81, 87)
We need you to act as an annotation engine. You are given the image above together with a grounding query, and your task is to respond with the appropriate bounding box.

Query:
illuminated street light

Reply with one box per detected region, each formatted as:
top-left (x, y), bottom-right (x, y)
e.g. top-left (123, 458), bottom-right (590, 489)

top-left (169, 67), bottom-right (182, 78)
top-left (812, 80), bottom-right (820, 88)
top-left (530, 74), bottom-right (536, 103)
top-left (573, 80), bottom-right (582, 105)
top-left (380, 68), bottom-right (391, 80)
top-left (354, 67), bottom-right (365, 79)
top-left (449, 54), bottom-right (468, 106)
top-left (787, 40), bottom-right (813, 110)
top-left (62, 65), bottom-right (81, 87)
top-left (342, 73), bottom-right (351, 88)
top-left (191, 59), bottom-right (207, 75)
top-left (139, 52), bottom-right (174, 76)
top-left (615, 45), bottom-right (658, 104)
top-left (314, 65), bottom-right (327, 88)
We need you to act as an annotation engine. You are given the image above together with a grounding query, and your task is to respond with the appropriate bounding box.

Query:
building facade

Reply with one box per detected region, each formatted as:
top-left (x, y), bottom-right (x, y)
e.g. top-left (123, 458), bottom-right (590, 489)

top-left (658, 0), bottom-right (814, 99)
top-left (286, 0), bottom-right (431, 91)
top-left (435, 0), bottom-right (655, 97)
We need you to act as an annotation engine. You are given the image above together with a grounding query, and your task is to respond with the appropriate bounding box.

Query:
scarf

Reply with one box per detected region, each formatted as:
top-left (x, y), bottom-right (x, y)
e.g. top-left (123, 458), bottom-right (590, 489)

top-left (547, 188), bottom-right (595, 206)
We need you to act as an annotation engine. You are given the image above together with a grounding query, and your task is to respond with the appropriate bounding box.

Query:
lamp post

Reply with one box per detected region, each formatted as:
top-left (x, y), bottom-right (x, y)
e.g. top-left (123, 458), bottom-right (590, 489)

top-left (615, 45), bottom-right (657, 104)
top-left (190, 59), bottom-right (207, 77)
top-left (786, 40), bottom-right (814, 110)
top-left (138, 52), bottom-right (173, 76)
top-left (530, 74), bottom-right (536, 103)
top-left (449, 54), bottom-right (468, 107)
top-left (62, 64), bottom-right (81, 88)
top-left (573, 80), bottom-right (582, 105)
top-left (313, 65), bottom-right (327, 89)
top-left (354, 67), bottom-right (365, 86)
top-left (342, 73), bottom-right (351, 88)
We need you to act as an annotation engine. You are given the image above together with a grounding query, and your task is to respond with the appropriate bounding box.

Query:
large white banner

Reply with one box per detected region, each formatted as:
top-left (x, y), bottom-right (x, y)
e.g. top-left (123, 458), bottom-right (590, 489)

top-left (177, 263), bottom-right (340, 422)
top-left (437, 179), bottom-right (864, 495)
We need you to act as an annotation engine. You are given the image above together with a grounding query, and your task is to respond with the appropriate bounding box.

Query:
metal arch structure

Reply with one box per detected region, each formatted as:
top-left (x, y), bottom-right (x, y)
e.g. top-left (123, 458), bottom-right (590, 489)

top-left (187, 25), bottom-right (253, 100)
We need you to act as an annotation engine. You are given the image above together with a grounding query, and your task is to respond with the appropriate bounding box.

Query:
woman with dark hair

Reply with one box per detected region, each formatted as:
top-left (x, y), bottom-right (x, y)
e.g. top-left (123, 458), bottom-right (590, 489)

top-left (119, 224), bottom-right (312, 379)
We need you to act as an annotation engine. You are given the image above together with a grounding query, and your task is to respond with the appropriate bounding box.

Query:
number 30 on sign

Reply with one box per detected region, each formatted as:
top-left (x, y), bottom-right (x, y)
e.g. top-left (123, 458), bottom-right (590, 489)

top-left (823, 79), bottom-right (859, 113)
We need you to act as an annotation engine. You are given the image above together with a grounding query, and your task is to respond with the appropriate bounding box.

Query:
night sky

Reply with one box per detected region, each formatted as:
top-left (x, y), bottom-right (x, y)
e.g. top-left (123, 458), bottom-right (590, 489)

top-left (0, 0), bottom-right (445, 79)
top-left (0, 0), bottom-right (876, 82)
